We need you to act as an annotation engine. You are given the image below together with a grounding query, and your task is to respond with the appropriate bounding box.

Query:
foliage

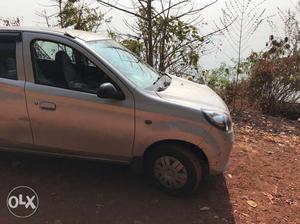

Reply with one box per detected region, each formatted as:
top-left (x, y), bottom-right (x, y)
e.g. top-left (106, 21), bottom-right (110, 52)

top-left (123, 14), bottom-right (204, 77)
top-left (38, 0), bottom-right (109, 32)
top-left (268, 6), bottom-right (300, 51)
top-left (203, 61), bottom-right (252, 105)
top-left (203, 63), bottom-right (232, 91)
top-left (246, 3), bottom-right (300, 118)
top-left (59, 0), bottom-right (105, 31)
top-left (207, 2), bottom-right (300, 117)
top-left (152, 16), bottom-right (204, 77)
top-left (207, 36), bottom-right (300, 117)
top-left (247, 36), bottom-right (300, 116)
top-left (121, 39), bottom-right (144, 57)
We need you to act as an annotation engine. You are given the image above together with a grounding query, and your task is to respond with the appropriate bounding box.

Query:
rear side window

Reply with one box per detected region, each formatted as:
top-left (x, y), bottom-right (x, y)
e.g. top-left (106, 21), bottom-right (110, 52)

top-left (0, 42), bottom-right (17, 80)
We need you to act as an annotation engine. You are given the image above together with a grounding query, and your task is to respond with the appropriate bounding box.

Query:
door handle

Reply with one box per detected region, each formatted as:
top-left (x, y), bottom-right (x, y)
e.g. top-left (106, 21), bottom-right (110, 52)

top-left (38, 101), bottom-right (56, 111)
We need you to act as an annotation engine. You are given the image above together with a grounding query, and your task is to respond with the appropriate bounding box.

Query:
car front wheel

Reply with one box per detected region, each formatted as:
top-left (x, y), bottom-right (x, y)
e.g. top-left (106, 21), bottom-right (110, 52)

top-left (145, 144), bottom-right (203, 195)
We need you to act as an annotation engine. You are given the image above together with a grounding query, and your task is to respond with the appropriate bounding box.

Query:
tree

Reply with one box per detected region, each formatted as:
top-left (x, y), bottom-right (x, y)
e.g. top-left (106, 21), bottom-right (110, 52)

top-left (247, 0), bottom-right (300, 117)
top-left (217, 0), bottom-right (267, 111)
top-left (203, 63), bottom-right (232, 92)
top-left (203, 60), bottom-right (252, 105)
top-left (38, 0), bottom-right (109, 32)
top-left (98, 0), bottom-right (223, 77)
top-left (122, 15), bottom-right (204, 77)
top-left (267, 1), bottom-right (300, 53)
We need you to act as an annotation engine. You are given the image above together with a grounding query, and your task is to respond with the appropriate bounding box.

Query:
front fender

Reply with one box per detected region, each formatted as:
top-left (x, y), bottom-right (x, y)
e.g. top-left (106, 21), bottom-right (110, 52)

top-left (132, 112), bottom-right (213, 157)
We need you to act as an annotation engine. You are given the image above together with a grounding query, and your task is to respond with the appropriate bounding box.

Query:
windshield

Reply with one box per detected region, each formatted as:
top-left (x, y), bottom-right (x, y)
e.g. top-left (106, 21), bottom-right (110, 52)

top-left (87, 40), bottom-right (161, 89)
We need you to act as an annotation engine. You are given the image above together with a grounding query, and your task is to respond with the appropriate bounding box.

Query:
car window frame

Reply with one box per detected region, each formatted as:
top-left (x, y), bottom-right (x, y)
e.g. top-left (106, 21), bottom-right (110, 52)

top-left (22, 32), bottom-right (134, 102)
top-left (30, 38), bottom-right (122, 95)
top-left (0, 33), bottom-right (20, 81)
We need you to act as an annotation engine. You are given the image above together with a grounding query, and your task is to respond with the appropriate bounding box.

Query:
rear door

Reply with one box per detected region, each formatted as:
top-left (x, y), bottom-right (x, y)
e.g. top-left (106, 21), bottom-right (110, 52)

top-left (0, 32), bottom-right (33, 148)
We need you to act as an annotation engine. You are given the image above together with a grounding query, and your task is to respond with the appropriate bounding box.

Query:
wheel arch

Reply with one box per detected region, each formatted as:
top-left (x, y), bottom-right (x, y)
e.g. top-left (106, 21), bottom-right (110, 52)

top-left (143, 139), bottom-right (209, 168)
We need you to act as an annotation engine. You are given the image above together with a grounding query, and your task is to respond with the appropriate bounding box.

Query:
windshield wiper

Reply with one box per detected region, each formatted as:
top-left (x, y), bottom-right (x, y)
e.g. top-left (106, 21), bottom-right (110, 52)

top-left (160, 72), bottom-right (171, 87)
top-left (153, 76), bottom-right (162, 86)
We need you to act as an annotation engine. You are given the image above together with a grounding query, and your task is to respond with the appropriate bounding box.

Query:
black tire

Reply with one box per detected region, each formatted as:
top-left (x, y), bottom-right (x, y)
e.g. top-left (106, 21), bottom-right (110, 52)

top-left (145, 143), bottom-right (203, 195)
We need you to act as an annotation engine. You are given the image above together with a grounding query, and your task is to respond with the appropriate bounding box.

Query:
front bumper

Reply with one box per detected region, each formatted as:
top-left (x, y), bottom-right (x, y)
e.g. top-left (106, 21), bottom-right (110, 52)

top-left (198, 128), bottom-right (234, 175)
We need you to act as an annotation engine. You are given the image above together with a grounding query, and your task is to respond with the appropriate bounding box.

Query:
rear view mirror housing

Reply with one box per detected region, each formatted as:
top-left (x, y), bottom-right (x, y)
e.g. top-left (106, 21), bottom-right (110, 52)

top-left (97, 82), bottom-right (125, 100)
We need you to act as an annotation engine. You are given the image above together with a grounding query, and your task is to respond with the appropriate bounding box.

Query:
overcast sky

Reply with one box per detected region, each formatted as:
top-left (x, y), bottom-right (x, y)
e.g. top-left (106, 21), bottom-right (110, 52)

top-left (0, 0), bottom-right (299, 68)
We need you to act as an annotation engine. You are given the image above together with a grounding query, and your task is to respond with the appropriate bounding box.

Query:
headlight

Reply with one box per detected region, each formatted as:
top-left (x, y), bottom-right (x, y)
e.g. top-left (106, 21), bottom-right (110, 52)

top-left (202, 110), bottom-right (232, 132)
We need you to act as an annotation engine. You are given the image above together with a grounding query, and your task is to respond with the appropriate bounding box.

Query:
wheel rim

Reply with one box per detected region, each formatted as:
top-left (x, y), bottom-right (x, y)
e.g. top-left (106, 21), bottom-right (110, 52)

top-left (154, 156), bottom-right (188, 189)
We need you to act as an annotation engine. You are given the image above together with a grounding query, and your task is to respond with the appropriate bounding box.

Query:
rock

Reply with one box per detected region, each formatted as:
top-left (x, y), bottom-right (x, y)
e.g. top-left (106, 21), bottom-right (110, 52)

top-left (199, 206), bottom-right (210, 211)
top-left (241, 212), bottom-right (249, 217)
top-left (247, 200), bottom-right (258, 208)
top-left (263, 192), bottom-right (274, 203)
top-left (96, 204), bottom-right (104, 208)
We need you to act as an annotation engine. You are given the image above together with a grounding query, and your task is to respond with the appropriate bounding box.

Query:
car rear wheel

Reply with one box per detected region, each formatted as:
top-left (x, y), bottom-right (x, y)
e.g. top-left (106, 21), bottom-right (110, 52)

top-left (145, 144), bottom-right (203, 195)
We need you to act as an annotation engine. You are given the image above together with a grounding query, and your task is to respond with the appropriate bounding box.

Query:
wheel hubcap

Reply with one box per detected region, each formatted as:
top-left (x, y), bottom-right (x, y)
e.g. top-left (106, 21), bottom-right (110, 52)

top-left (154, 156), bottom-right (188, 189)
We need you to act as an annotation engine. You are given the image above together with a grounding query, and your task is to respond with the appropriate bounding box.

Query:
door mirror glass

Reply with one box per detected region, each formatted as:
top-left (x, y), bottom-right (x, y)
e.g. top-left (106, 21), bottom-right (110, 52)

top-left (97, 82), bottom-right (124, 100)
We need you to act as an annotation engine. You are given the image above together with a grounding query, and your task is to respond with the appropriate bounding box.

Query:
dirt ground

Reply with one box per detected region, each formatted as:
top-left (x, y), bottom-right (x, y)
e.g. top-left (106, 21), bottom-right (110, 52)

top-left (0, 111), bottom-right (299, 224)
top-left (228, 112), bottom-right (300, 224)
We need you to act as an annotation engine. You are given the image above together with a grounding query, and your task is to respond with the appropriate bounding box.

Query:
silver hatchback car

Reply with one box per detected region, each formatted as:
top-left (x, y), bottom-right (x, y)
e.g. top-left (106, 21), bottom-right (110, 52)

top-left (0, 27), bottom-right (233, 195)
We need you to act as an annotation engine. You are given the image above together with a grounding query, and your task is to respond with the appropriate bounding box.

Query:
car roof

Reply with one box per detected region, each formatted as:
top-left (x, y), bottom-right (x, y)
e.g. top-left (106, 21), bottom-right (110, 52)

top-left (0, 26), bottom-right (109, 42)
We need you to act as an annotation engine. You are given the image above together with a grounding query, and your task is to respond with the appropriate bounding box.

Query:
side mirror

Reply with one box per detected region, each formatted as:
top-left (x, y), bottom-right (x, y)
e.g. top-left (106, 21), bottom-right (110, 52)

top-left (97, 82), bottom-right (125, 100)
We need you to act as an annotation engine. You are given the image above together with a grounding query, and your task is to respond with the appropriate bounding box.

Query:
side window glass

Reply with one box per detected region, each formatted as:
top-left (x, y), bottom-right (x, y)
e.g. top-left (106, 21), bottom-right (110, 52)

top-left (31, 40), bottom-right (111, 93)
top-left (0, 41), bottom-right (17, 80)
top-left (34, 41), bottom-right (75, 62)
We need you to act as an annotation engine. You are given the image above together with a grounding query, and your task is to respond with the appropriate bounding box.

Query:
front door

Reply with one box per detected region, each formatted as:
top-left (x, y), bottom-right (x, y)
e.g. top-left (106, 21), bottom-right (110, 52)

top-left (23, 33), bottom-right (135, 161)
